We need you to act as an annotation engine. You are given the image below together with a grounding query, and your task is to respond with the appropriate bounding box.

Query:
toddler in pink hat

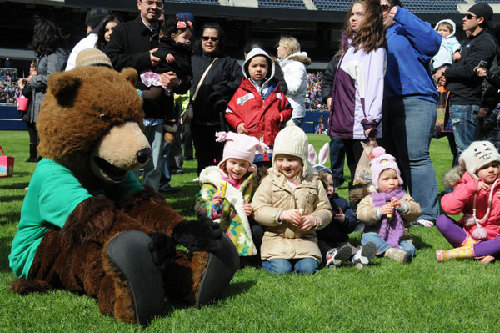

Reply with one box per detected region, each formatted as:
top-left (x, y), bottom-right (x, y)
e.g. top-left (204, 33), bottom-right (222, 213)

top-left (356, 147), bottom-right (422, 264)
top-left (195, 132), bottom-right (266, 258)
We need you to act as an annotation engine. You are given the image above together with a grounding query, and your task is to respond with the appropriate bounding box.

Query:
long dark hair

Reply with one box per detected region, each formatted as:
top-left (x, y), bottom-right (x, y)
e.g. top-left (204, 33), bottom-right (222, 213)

top-left (32, 17), bottom-right (68, 56)
top-left (96, 15), bottom-right (120, 51)
top-left (339, 0), bottom-right (385, 56)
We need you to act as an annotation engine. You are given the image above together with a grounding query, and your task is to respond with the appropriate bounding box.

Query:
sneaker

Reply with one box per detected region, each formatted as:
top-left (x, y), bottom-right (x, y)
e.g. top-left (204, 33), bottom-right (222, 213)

top-left (385, 247), bottom-right (412, 264)
top-left (351, 242), bottom-right (377, 269)
top-left (326, 245), bottom-right (352, 268)
top-left (158, 184), bottom-right (180, 194)
top-left (413, 219), bottom-right (434, 227)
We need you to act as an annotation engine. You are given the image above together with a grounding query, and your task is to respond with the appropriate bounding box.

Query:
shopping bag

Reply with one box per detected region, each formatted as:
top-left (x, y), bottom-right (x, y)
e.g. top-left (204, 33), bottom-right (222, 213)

top-left (16, 97), bottom-right (28, 112)
top-left (352, 139), bottom-right (378, 185)
top-left (0, 146), bottom-right (14, 177)
top-left (435, 86), bottom-right (451, 134)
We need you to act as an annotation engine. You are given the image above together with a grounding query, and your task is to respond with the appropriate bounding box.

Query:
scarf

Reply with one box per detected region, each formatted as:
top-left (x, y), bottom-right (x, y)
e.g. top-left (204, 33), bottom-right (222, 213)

top-left (371, 189), bottom-right (406, 248)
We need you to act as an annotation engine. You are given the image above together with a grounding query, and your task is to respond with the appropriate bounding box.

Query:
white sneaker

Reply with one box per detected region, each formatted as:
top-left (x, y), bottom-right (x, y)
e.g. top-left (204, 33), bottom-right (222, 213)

top-left (415, 219), bottom-right (433, 227)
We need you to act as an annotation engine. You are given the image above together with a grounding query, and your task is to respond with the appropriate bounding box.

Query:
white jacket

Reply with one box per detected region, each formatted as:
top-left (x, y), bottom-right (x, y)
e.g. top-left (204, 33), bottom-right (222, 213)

top-left (279, 52), bottom-right (311, 119)
top-left (65, 33), bottom-right (98, 71)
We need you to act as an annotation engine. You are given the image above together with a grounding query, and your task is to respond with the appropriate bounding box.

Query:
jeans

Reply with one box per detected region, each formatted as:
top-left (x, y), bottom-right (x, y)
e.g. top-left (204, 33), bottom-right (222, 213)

top-left (136, 123), bottom-right (163, 191)
top-left (160, 140), bottom-right (171, 184)
top-left (361, 232), bottom-right (416, 256)
top-left (262, 258), bottom-right (318, 275)
top-left (329, 136), bottom-right (345, 185)
top-left (449, 104), bottom-right (481, 155)
top-left (382, 97), bottom-right (439, 221)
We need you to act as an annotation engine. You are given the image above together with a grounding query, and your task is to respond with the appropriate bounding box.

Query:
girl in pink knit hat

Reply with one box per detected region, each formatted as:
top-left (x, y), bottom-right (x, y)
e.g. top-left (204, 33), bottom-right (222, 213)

top-left (356, 147), bottom-right (422, 264)
top-left (195, 132), bottom-right (265, 258)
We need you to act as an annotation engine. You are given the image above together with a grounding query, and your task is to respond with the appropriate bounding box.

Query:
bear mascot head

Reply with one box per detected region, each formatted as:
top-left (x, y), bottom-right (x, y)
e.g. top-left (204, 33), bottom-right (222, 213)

top-left (9, 66), bottom-right (239, 326)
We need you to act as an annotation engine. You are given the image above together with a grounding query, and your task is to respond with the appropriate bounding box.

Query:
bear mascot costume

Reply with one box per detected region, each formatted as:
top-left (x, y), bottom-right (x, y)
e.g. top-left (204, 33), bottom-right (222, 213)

top-left (8, 66), bottom-right (239, 326)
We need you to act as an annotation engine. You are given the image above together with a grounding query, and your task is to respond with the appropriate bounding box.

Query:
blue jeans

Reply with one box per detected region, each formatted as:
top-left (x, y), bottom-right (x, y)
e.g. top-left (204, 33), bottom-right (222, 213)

top-left (136, 123), bottom-right (163, 191)
top-left (361, 232), bottom-right (416, 256)
top-left (382, 98), bottom-right (439, 221)
top-left (449, 104), bottom-right (481, 155)
top-left (262, 258), bottom-right (318, 275)
top-left (329, 136), bottom-right (345, 185)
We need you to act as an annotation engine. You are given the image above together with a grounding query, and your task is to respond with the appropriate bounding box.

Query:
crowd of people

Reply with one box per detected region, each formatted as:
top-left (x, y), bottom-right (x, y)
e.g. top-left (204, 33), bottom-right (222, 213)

top-left (0, 69), bottom-right (21, 104)
top-left (8, 0), bottom-right (500, 277)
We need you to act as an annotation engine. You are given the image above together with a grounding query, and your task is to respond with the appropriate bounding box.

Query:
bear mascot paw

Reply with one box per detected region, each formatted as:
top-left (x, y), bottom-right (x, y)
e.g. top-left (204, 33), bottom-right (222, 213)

top-left (8, 66), bottom-right (239, 326)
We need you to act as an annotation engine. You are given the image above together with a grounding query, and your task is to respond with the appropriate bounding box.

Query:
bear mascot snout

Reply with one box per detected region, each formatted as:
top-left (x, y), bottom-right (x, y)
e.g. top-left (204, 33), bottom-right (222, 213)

top-left (8, 66), bottom-right (239, 326)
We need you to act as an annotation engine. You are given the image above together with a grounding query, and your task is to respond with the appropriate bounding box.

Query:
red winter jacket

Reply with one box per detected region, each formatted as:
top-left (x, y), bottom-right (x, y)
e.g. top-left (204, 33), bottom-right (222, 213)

top-left (225, 78), bottom-right (292, 146)
top-left (441, 172), bottom-right (500, 240)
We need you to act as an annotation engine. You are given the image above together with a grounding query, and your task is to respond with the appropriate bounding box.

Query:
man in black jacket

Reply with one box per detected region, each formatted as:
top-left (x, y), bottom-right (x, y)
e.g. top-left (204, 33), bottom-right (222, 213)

top-left (322, 56), bottom-right (345, 187)
top-left (106, 0), bottom-right (183, 192)
top-left (435, 3), bottom-right (497, 154)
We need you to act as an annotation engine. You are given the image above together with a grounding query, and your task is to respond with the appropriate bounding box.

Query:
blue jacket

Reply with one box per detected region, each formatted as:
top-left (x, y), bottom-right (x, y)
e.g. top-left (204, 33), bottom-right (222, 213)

top-left (316, 193), bottom-right (357, 244)
top-left (384, 7), bottom-right (441, 102)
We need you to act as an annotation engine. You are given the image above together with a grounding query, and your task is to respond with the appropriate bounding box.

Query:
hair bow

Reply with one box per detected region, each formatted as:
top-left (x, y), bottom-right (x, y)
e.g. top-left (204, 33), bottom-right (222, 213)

top-left (177, 20), bottom-right (192, 29)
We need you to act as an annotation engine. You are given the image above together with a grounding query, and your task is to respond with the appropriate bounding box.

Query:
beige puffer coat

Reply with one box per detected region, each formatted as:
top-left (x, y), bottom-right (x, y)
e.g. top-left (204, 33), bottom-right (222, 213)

top-left (252, 168), bottom-right (332, 263)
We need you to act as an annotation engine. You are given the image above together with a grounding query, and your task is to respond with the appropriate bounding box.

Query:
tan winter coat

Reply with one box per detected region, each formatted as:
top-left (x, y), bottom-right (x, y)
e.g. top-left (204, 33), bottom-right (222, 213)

top-left (252, 168), bottom-right (332, 263)
top-left (357, 193), bottom-right (421, 241)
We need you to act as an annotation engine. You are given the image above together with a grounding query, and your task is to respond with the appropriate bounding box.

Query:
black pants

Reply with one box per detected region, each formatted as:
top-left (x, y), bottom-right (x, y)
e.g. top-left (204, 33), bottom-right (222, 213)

top-left (342, 139), bottom-right (363, 182)
top-left (191, 122), bottom-right (224, 175)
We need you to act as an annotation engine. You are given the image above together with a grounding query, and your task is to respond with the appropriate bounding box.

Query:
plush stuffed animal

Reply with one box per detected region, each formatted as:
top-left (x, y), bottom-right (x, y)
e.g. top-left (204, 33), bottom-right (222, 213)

top-left (8, 66), bottom-right (239, 326)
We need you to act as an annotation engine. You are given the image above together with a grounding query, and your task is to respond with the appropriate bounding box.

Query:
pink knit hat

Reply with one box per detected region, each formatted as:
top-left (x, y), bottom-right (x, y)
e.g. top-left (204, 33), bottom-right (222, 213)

top-left (370, 147), bottom-right (403, 189)
top-left (215, 131), bottom-right (266, 167)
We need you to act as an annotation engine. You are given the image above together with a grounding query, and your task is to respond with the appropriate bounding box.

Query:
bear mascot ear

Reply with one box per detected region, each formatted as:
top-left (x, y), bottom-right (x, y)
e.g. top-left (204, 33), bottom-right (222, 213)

top-left (120, 67), bottom-right (138, 87)
top-left (48, 71), bottom-right (82, 107)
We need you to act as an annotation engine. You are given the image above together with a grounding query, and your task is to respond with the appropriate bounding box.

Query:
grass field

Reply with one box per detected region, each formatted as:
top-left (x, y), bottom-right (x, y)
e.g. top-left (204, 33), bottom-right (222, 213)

top-left (1, 130), bottom-right (499, 332)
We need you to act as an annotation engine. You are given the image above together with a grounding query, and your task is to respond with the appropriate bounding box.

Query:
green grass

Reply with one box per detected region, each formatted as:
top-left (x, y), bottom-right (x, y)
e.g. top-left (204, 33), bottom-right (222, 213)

top-left (1, 130), bottom-right (499, 332)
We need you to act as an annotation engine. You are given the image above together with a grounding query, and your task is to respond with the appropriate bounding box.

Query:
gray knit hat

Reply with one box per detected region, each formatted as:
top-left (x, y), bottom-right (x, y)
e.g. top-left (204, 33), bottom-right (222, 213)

top-left (75, 48), bottom-right (112, 68)
top-left (459, 141), bottom-right (500, 178)
top-left (272, 121), bottom-right (309, 178)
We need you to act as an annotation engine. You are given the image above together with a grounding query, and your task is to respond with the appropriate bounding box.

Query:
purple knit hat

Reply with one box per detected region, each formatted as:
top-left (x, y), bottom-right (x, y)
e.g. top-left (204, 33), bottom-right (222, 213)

top-left (370, 147), bottom-right (403, 189)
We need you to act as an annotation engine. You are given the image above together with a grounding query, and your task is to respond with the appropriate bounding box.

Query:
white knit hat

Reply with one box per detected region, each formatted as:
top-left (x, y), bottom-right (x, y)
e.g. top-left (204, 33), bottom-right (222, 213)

top-left (272, 121), bottom-right (309, 178)
top-left (459, 141), bottom-right (500, 178)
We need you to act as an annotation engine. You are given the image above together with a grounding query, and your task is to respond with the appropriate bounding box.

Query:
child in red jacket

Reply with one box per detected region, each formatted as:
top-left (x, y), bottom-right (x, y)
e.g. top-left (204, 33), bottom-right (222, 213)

top-left (437, 141), bottom-right (500, 264)
top-left (225, 47), bottom-right (292, 165)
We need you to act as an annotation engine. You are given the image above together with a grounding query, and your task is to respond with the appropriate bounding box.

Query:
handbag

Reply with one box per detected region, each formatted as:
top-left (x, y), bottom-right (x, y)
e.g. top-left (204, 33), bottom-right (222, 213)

top-left (0, 146), bottom-right (14, 177)
top-left (16, 97), bottom-right (28, 112)
top-left (181, 58), bottom-right (218, 125)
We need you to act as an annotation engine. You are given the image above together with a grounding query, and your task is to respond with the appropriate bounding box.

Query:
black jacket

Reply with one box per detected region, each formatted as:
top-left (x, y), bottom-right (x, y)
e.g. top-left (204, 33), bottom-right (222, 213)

top-left (191, 52), bottom-right (241, 124)
top-left (444, 29), bottom-right (497, 106)
top-left (153, 38), bottom-right (192, 81)
top-left (105, 16), bottom-right (188, 119)
top-left (321, 56), bottom-right (339, 103)
top-left (316, 193), bottom-right (357, 245)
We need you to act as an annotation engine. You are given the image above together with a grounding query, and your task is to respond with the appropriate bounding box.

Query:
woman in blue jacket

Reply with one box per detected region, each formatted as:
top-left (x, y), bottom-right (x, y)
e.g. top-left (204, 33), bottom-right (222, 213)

top-left (380, 0), bottom-right (442, 227)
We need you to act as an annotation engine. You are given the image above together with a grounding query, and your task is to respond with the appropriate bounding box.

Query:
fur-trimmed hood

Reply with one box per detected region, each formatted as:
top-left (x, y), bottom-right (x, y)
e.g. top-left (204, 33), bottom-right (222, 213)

top-left (280, 51), bottom-right (312, 66)
top-left (442, 165), bottom-right (466, 189)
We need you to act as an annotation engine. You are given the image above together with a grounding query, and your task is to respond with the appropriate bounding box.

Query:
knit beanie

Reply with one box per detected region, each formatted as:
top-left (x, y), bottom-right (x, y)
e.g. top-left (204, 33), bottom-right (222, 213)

top-left (85, 8), bottom-right (109, 30)
top-left (272, 121), bottom-right (309, 178)
top-left (215, 132), bottom-right (265, 167)
top-left (370, 147), bottom-right (403, 189)
top-left (75, 48), bottom-right (112, 68)
top-left (459, 141), bottom-right (500, 178)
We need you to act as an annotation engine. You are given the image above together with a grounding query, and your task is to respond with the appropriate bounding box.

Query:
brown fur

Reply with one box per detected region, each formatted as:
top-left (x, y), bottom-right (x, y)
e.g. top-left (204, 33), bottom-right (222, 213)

top-left (12, 67), bottom-right (219, 324)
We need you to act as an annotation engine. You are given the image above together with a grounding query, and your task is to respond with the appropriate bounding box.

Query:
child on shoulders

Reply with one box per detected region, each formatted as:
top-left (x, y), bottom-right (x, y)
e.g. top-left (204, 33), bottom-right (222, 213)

top-left (252, 123), bottom-right (332, 274)
top-left (357, 147), bottom-right (421, 264)
top-left (436, 141), bottom-right (500, 264)
top-left (225, 47), bottom-right (292, 165)
top-left (195, 132), bottom-right (265, 256)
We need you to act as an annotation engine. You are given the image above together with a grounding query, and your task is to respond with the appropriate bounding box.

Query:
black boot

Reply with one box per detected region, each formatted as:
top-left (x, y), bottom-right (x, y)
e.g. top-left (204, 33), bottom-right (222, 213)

top-left (26, 144), bottom-right (38, 163)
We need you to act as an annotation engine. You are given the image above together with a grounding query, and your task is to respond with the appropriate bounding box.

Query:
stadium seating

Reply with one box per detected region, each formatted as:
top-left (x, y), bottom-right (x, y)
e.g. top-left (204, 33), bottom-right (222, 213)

top-left (258, 0), bottom-right (306, 9)
top-left (313, 0), bottom-right (467, 13)
top-left (171, 0), bottom-right (219, 4)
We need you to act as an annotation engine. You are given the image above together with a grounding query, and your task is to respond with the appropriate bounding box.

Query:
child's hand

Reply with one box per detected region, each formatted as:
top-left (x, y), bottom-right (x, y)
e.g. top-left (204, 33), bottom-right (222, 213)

top-left (477, 181), bottom-right (490, 192)
top-left (300, 215), bottom-right (317, 231)
top-left (212, 193), bottom-right (222, 207)
top-left (280, 209), bottom-right (302, 225)
top-left (333, 207), bottom-right (345, 223)
top-left (243, 202), bottom-right (253, 216)
top-left (380, 203), bottom-right (394, 216)
top-left (237, 123), bottom-right (248, 134)
top-left (453, 51), bottom-right (461, 61)
top-left (166, 53), bottom-right (175, 63)
top-left (390, 197), bottom-right (402, 209)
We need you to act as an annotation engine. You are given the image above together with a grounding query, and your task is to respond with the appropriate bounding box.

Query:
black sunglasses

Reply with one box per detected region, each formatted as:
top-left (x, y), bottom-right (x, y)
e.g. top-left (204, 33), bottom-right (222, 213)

top-left (465, 13), bottom-right (477, 20)
top-left (202, 36), bottom-right (219, 42)
top-left (381, 4), bottom-right (391, 12)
